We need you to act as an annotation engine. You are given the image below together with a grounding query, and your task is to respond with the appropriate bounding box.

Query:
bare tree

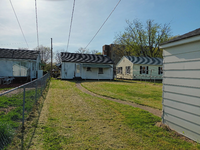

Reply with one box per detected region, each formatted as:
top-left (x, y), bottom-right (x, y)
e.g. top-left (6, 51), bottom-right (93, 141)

top-left (35, 45), bottom-right (51, 63)
top-left (55, 50), bottom-right (62, 64)
top-left (91, 50), bottom-right (100, 54)
top-left (76, 47), bottom-right (90, 54)
top-left (18, 47), bottom-right (29, 50)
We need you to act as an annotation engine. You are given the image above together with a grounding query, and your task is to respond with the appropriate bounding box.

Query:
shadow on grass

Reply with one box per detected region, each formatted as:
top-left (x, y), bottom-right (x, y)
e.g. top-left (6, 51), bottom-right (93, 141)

top-left (26, 81), bottom-right (50, 150)
top-left (7, 79), bottom-right (51, 150)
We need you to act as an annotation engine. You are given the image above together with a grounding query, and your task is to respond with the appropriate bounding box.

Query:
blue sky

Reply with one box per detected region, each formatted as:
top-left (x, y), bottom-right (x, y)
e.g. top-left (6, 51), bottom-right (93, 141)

top-left (0, 0), bottom-right (200, 54)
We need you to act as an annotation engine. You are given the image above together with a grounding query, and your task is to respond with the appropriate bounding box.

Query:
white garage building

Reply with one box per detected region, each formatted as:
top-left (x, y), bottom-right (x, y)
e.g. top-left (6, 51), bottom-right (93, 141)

top-left (160, 28), bottom-right (200, 142)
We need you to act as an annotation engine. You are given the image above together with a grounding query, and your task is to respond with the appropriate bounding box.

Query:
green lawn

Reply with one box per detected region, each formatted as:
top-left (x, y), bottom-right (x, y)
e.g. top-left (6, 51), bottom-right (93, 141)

top-left (28, 80), bottom-right (199, 149)
top-left (82, 80), bottom-right (163, 110)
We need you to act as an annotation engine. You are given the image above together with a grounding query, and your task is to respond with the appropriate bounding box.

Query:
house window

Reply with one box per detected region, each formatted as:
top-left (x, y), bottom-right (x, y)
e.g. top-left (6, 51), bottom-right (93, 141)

top-left (117, 67), bottom-right (123, 74)
top-left (87, 67), bottom-right (91, 71)
top-left (126, 66), bottom-right (130, 74)
top-left (140, 66), bottom-right (148, 74)
top-left (158, 67), bottom-right (163, 75)
top-left (98, 68), bottom-right (103, 74)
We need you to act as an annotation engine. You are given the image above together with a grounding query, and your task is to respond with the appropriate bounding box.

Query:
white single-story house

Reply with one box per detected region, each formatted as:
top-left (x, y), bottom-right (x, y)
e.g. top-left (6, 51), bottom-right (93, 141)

top-left (0, 48), bottom-right (42, 80)
top-left (116, 56), bottom-right (163, 80)
top-left (61, 52), bottom-right (113, 80)
top-left (160, 28), bottom-right (200, 142)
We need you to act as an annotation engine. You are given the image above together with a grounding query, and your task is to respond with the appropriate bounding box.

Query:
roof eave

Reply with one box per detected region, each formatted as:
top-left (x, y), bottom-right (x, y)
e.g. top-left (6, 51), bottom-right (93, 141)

top-left (61, 61), bottom-right (113, 64)
top-left (160, 35), bottom-right (200, 49)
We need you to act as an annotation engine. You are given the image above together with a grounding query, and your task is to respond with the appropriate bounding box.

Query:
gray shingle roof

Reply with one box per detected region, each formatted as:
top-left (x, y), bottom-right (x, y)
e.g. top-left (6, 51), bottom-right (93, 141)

top-left (161, 28), bottom-right (200, 45)
top-left (0, 48), bottom-right (40, 60)
top-left (61, 52), bottom-right (113, 64)
top-left (125, 56), bottom-right (163, 65)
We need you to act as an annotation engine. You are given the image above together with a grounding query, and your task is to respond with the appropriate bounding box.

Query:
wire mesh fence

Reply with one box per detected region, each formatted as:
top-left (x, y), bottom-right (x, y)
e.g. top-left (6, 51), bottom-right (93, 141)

top-left (0, 73), bottom-right (50, 150)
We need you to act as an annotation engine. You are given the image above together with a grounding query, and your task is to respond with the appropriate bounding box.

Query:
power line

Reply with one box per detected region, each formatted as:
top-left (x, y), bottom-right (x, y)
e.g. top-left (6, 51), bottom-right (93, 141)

top-left (66, 0), bottom-right (76, 52)
top-left (0, 42), bottom-right (24, 45)
top-left (35, 0), bottom-right (40, 49)
top-left (9, 0), bottom-right (29, 49)
top-left (84, 0), bottom-right (121, 49)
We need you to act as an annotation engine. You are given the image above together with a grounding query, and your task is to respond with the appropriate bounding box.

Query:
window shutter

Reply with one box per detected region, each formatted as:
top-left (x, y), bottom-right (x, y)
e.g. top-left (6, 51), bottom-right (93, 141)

top-left (146, 66), bottom-right (148, 74)
top-left (140, 66), bottom-right (142, 74)
top-left (158, 67), bottom-right (160, 75)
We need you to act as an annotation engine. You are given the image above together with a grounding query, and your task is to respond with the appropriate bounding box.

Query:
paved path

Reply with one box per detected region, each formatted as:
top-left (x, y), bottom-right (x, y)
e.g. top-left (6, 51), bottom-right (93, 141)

top-left (76, 82), bottom-right (162, 118)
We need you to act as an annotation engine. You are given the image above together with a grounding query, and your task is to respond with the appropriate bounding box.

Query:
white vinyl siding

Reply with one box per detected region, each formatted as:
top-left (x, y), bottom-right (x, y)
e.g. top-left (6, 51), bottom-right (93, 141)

top-left (161, 37), bottom-right (200, 142)
top-left (0, 58), bottom-right (39, 79)
top-left (61, 62), bottom-right (113, 80)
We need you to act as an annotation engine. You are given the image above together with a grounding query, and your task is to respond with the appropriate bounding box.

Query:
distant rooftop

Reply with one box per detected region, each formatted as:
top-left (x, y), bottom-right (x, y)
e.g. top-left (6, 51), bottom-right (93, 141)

top-left (161, 28), bottom-right (200, 45)
top-left (61, 52), bottom-right (113, 64)
top-left (125, 56), bottom-right (163, 66)
top-left (0, 48), bottom-right (40, 60)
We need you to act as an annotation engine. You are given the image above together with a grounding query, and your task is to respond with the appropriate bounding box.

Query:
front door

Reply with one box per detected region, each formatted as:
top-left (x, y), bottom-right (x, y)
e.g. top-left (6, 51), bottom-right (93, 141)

top-left (75, 64), bottom-right (81, 77)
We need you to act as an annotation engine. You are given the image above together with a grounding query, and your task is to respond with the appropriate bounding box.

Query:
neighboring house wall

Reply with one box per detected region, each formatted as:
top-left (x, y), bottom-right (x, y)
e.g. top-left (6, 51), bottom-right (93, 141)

top-left (161, 35), bottom-right (200, 142)
top-left (0, 49), bottom-right (41, 79)
top-left (61, 62), bottom-right (76, 79)
top-left (0, 59), bottom-right (13, 76)
top-left (0, 58), bottom-right (40, 79)
top-left (133, 65), bottom-right (162, 80)
top-left (116, 57), bottom-right (133, 79)
top-left (61, 62), bottom-right (113, 80)
top-left (81, 66), bottom-right (113, 80)
top-left (116, 56), bottom-right (162, 79)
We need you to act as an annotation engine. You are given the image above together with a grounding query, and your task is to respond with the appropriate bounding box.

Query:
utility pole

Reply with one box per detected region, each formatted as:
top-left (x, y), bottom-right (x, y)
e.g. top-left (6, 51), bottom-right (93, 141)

top-left (51, 38), bottom-right (53, 77)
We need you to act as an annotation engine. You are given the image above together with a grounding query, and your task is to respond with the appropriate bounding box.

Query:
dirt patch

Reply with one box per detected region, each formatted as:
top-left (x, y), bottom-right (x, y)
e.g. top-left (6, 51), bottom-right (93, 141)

top-left (0, 107), bottom-right (16, 114)
top-left (76, 82), bottom-right (162, 117)
top-left (0, 83), bottom-right (24, 89)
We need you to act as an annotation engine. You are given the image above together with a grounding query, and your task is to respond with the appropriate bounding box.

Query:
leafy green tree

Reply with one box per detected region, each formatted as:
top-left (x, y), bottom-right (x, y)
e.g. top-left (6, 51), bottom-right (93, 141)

top-left (114, 19), bottom-right (171, 58)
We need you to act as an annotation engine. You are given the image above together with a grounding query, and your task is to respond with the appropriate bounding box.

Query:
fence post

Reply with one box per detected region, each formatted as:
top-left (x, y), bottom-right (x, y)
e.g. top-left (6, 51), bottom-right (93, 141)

top-left (21, 87), bottom-right (25, 150)
top-left (40, 79), bottom-right (42, 96)
top-left (35, 80), bottom-right (37, 103)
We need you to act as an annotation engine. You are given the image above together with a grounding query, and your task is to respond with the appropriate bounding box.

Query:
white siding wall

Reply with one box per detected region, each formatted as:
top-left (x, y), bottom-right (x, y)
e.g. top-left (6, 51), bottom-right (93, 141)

top-left (116, 57), bottom-right (134, 79)
top-left (61, 62), bottom-right (113, 80)
top-left (0, 60), bottom-right (13, 76)
top-left (81, 66), bottom-right (113, 80)
top-left (61, 62), bottom-right (75, 79)
top-left (116, 57), bottom-right (162, 79)
top-left (0, 59), bottom-right (38, 79)
top-left (162, 41), bottom-right (200, 142)
top-left (133, 65), bottom-right (162, 80)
